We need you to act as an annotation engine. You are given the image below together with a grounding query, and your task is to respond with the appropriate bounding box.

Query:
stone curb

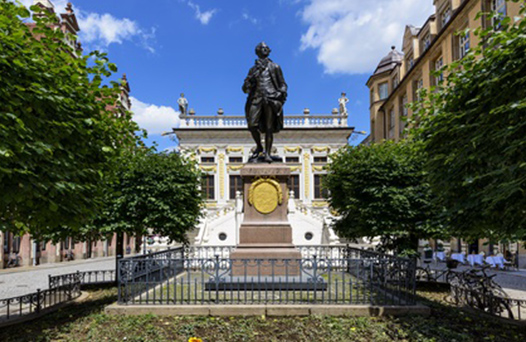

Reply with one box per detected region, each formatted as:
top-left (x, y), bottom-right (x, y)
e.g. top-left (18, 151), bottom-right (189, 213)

top-left (105, 303), bottom-right (431, 317)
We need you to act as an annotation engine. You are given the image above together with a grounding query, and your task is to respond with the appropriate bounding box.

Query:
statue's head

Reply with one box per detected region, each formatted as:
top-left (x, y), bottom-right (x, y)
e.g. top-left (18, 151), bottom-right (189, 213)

top-left (180, 93), bottom-right (185, 97)
top-left (341, 92), bottom-right (346, 96)
top-left (255, 42), bottom-right (271, 59)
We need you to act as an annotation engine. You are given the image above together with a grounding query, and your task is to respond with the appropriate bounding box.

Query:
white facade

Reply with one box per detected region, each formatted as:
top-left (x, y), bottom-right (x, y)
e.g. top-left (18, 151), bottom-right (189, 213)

top-left (170, 108), bottom-right (354, 247)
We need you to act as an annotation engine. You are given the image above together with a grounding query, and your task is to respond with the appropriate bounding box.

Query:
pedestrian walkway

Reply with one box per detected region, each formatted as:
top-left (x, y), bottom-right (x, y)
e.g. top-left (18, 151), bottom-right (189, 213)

top-left (0, 257), bottom-right (115, 299)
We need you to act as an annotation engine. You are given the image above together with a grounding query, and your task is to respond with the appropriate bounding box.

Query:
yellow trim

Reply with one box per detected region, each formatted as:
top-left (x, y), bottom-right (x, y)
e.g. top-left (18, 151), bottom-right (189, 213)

top-left (312, 146), bottom-right (330, 153)
top-left (198, 146), bottom-right (217, 154)
top-left (284, 146), bottom-right (301, 153)
top-left (205, 202), bottom-right (217, 208)
top-left (312, 165), bottom-right (325, 172)
top-left (200, 165), bottom-right (216, 172)
top-left (227, 146), bottom-right (243, 153)
top-left (228, 165), bottom-right (244, 172)
top-left (218, 154), bottom-right (225, 198)
top-left (289, 166), bottom-right (301, 172)
top-left (312, 201), bottom-right (329, 208)
top-left (303, 153), bottom-right (310, 199)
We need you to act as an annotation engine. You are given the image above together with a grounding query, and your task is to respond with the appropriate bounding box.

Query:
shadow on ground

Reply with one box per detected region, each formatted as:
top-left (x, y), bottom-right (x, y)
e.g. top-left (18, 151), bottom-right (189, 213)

top-left (0, 284), bottom-right (525, 342)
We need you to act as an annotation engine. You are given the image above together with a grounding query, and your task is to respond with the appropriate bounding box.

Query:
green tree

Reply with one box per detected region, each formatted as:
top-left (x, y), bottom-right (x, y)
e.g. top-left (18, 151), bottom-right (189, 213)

top-left (93, 149), bottom-right (203, 245)
top-left (410, 1), bottom-right (526, 242)
top-left (0, 2), bottom-right (139, 238)
top-left (326, 141), bottom-right (443, 255)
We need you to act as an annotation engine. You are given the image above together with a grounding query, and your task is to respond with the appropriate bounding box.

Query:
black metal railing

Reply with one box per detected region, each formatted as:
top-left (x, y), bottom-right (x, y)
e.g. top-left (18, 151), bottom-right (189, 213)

top-left (49, 270), bottom-right (115, 288)
top-left (0, 282), bottom-right (81, 324)
top-left (130, 247), bottom-right (185, 260)
top-left (118, 255), bottom-right (416, 306)
top-left (449, 285), bottom-right (526, 321)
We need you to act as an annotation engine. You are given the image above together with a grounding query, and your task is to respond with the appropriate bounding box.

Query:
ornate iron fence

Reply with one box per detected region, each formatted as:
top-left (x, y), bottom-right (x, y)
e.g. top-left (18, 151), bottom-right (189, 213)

top-left (0, 282), bottom-right (81, 324)
top-left (449, 285), bottom-right (526, 321)
top-left (118, 255), bottom-right (416, 306)
top-left (49, 270), bottom-right (115, 288)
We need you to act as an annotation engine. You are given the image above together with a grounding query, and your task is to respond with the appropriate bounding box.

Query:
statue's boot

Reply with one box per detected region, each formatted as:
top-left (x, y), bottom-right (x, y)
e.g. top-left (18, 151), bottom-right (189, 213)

top-left (248, 148), bottom-right (263, 163)
top-left (263, 152), bottom-right (273, 163)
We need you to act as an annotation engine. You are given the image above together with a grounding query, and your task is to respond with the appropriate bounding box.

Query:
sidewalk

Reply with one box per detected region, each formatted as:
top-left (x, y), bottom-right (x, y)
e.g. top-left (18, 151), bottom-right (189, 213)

top-left (0, 256), bottom-right (116, 275)
top-left (0, 257), bottom-right (115, 299)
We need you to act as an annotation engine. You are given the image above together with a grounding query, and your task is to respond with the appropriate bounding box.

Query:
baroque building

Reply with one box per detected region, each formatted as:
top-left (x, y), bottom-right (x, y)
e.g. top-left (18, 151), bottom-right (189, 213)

top-left (366, 0), bottom-right (525, 266)
top-left (170, 107), bottom-right (355, 247)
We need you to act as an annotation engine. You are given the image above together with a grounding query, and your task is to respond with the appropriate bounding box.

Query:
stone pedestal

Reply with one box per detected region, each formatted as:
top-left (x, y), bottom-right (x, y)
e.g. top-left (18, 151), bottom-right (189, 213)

top-left (230, 163), bottom-right (302, 276)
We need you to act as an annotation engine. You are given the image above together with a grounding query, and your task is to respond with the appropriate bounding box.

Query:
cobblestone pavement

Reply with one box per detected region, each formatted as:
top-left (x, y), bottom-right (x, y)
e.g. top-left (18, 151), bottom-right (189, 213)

top-left (0, 257), bottom-right (115, 299)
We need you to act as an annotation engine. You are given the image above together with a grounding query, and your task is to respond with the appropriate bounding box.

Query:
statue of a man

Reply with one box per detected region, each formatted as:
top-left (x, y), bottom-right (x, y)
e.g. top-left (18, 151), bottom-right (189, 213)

top-left (177, 93), bottom-right (188, 116)
top-left (338, 92), bottom-right (349, 115)
top-left (243, 42), bottom-right (288, 163)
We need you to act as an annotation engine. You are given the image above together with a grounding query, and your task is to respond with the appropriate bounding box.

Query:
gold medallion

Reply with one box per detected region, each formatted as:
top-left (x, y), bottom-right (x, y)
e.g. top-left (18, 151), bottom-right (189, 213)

top-left (248, 178), bottom-right (283, 215)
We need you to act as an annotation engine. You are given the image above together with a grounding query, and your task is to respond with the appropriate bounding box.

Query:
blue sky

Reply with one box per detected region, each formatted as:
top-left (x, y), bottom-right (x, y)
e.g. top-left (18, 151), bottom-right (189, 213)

top-left (22, 0), bottom-right (434, 150)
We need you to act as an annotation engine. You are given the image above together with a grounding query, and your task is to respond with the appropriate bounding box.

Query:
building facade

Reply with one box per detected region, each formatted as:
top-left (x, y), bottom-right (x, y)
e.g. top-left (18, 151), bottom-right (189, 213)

top-left (171, 107), bottom-right (354, 247)
top-left (366, 0), bottom-right (525, 265)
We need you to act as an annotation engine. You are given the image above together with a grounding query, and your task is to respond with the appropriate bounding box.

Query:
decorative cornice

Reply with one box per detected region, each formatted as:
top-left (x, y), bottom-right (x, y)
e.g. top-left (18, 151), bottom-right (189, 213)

top-left (312, 146), bottom-right (330, 153)
top-left (200, 165), bottom-right (217, 172)
top-left (289, 166), bottom-right (301, 172)
top-left (284, 146), bottom-right (301, 153)
top-left (312, 165), bottom-right (326, 172)
top-left (198, 146), bottom-right (217, 154)
top-left (226, 146), bottom-right (243, 153)
top-left (228, 165), bottom-right (244, 172)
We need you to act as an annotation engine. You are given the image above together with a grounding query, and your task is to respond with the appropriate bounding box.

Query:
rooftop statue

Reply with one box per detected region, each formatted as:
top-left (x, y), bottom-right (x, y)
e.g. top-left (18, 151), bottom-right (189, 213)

top-left (177, 93), bottom-right (188, 117)
top-left (338, 92), bottom-right (349, 116)
top-left (242, 42), bottom-right (288, 163)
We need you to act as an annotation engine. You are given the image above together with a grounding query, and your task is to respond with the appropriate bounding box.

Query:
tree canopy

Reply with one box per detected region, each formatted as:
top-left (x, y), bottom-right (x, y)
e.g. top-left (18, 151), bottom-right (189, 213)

top-left (325, 141), bottom-right (444, 255)
top-left (410, 2), bottom-right (526, 242)
top-left (92, 149), bottom-right (203, 245)
top-left (0, 2), bottom-right (139, 238)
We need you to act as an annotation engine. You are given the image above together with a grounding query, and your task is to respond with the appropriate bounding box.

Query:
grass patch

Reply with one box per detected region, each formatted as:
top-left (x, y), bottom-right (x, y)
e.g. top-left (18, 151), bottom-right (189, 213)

top-left (0, 286), bottom-right (525, 341)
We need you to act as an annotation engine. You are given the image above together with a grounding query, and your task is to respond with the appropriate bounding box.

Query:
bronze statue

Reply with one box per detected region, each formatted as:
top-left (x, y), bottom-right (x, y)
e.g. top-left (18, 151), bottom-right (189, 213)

top-left (243, 42), bottom-right (288, 163)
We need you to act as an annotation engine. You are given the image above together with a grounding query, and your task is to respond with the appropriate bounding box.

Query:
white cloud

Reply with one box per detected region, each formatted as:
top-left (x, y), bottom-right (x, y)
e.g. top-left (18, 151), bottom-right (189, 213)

top-left (18, 0), bottom-right (156, 51)
top-left (187, 1), bottom-right (217, 25)
top-left (242, 11), bottom-right (259, 25)
top-left (299, 0), bottom-right (434, 74)
top-left (131, 97), bottom-right (180, 135)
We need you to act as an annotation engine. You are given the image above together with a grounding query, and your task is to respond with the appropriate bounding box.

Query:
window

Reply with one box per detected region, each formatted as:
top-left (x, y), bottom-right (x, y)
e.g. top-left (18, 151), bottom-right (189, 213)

top-left (413, 78), bottom-right (424, 101)
top-left (304, 232), bottom-right (313, 241)
top-left (219, 233), bottom-right (227, 241)
top-left (3, 231), bottom-right (8, 253)
top-left (399, 95), bottom-right (408, 136)
top-left (405, 52), bottom-right (415, 71)
top-left (201, 157), bottom-right (215, 164)
top-left (229, 157), bottom-right (243, 163)
top-left (459, 31), bottom-right (470, 59)
top-left (229, 175), bottom-right (243, 200)
top-left (12, 236), bottom-right (20, 253)
top-left (287, 175), bottom-right (300, 199)
top-left (285, 157), bottom-right (300, 163)
top-left (202, 175), bottom-right (215, 200)
top-left (440, 6), bottom-right (452, 28)
top-left (40, 240), bottom-right (46, 251)
top-left (491, 0), bottom-right (507, 28)
top-left (434, 57), bottom-right (444, 85)
top-left (388, 108), bottom-right (395, 139)
top-left (313, 156), bottom-right (327, 163)
top-left (314, 175), bottom-right (328, 199)
top-left (378, 82), bottom-right (389, 100)
top-left (422, 33), bottom-right (431, 52)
